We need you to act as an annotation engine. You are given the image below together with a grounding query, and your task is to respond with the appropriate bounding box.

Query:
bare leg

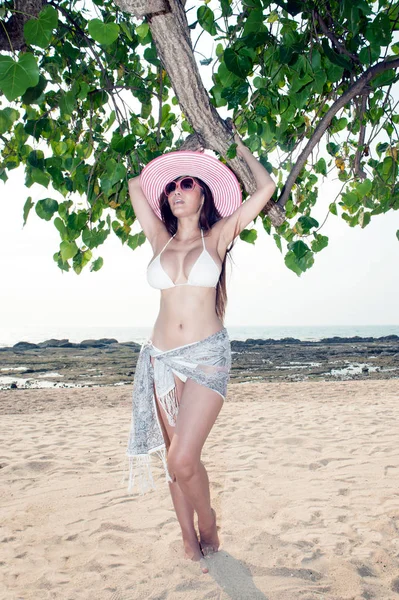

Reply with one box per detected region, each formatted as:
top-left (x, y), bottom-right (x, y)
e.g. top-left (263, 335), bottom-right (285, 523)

top-left (150, 359), bottom-right (207, 571)
top-left (167, 378), bottom-right (223, 556)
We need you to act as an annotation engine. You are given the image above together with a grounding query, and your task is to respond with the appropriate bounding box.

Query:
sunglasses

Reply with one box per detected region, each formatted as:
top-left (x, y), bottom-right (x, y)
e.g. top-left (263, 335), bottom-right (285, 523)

top-left (164, 177), bottom-right (202, 196)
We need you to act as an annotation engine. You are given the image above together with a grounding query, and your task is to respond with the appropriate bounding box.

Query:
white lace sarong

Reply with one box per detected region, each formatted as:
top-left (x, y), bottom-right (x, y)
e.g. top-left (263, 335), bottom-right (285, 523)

top-left (125, 327), bottom-right (231, 494)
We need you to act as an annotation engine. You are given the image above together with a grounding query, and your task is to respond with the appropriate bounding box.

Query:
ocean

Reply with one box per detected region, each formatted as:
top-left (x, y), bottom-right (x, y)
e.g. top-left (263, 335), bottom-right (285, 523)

top-left (1, 324), bottom-right (398, 348)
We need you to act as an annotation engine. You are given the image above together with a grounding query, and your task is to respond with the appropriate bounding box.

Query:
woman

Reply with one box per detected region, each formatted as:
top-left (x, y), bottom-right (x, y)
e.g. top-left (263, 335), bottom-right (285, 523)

top-left (126, 132), bottom-right (276, 573)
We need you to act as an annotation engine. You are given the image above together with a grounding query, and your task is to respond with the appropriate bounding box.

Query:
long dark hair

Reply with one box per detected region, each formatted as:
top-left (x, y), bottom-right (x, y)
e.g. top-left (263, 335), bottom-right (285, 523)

top-left (158, 176), bottom-right (239, 323)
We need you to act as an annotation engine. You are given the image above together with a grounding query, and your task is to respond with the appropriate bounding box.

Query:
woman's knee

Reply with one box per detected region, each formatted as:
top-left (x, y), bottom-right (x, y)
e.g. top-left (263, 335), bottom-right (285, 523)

top-left (167, 451), bottom-right (200, 482)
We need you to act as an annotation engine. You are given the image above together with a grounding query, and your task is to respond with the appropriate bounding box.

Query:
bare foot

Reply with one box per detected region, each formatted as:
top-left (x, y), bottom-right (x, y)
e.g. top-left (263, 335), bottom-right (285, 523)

top-left (199, 507), bottom-right (219, 556)
top-left (183, 537), bottom-right (209, 574)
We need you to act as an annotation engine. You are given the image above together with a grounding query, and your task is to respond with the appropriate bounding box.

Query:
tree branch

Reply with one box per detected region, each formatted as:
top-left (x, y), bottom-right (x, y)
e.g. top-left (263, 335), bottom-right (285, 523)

top-left (354, 92), bottom-right (368, 180)
top-left (156, 65), bottom-right (163, 145)
top-left (313, 10), bottom-right (360, 64)
top-left (277, 57), bottom-right (399, 209)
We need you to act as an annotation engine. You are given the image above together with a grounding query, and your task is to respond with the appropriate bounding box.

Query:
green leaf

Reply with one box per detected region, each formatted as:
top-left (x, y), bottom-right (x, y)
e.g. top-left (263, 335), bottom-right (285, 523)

top-left (365, 13), bottom-right (392, 47)
top-left (243, 9), bottom-right (268, 35)
top-left (23, 196), bottom-right (34, 226)
top-left (311, 233), bottom-right (328, 252)
top-left (88, 19), bottom-right (119, 45)
top-left (329, 202), bottom-right (338, 215)
top-left (54, 217), bottom-right (68, 240)
top-left (376, 142), bottom-right (389, 156)
top-left (27, 150), bottom-right (45, 169)
top-left (60, 241), bottom-right (78, 262)
top-left (224, 48), bottom-right (253, 78)
top-left (358, 210), bottom-right (371, 228)
top-left (35, 198), bottom-right (59, 221)
top-left (322, 38), bottom-right (352, 70)
top-left (21, 75), bottom-right (47, 104)
top-left (220, 0), bottom-right (233, 17)
top-left (210, 84), bottom-right (227, 107)
top-left (288, 239), bottom-right (309, 259)
top-left (106, 159), bottom-right (126, 185)
top-left (273, 233), bottom-right (282, 252)
top-left (371, 68), bottom-right (397, 89)
top-left (29, 168), bottom-right (50, 188)
top-left (136, 22), bottom-right (149, 39)
top-left (330, 117), bottom-right (347, 133)
top-left (90, 257), bottom-right (104, 272)
top-left (240, 228), bottom-right (257, 244)
top-left (262, 216), bottom-right (271, 235)
top-left (111, 133), bottom-right (136, 154)
top-left (296, 216), bottom-right (319, 234)
top-left (23, 5), bottom-right (58, 48)
top-left (359, 44), bottom-right (381, 65)
top-left (285, 242), bottom-right (314, 273)
top-left (0, 107), bottom-right (19, 134)
top-left (326, 142), bottom-right (340, 156)
top-left (314, 157), bottom-right (327, 176)
top-left (217, 61), bottom-right (241, 87)
top-left (120, 21), bottom-right (133, 41)
top-left (0, 53), bottom-right (39, 101)
top-left (127, 231), bottom-right (146, 250)
top-left (267, 10), bottom-right (279, 23)
top-left (144, 45), bottom-right (159, 66)
top-left (396, 230), bottom-right (399, 241)
top-left (197, 6), bottom-right (217, 36)
top-left (284, 250), bottom-right (302, 276)
top-left (342, 191), bottom-right (359, 207)
top-left (356, 179), bottom-right (372, 197)
top-left (377, 156), bottom-right (397, 184)
top-left (226, 143), bottom-right (237, 159)
top-left (59, 90), bottom-right (76, 116)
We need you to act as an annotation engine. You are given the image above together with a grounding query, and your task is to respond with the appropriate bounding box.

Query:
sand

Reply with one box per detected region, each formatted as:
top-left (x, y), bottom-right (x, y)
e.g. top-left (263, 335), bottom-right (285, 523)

top-left (1, 379), bottom-right (399, 600)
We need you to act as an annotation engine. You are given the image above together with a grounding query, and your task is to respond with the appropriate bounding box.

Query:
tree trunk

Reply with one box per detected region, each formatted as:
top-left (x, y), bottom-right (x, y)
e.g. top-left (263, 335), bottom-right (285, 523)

top-left (0, 0), bottom-right (45, 51)
top-left (113, 0), bottom-right (285, 226)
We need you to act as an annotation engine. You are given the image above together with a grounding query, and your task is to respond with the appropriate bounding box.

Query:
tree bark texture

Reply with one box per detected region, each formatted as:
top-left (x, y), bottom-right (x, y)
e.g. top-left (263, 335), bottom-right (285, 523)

top-left (0, 0), bottom-right (45, 51)
top-left (113, 0), bottom-right (285, 226)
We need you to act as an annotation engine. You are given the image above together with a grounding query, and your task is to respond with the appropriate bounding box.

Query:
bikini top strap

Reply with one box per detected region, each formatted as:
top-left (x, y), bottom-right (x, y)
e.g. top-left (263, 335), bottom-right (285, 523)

top-left (159, 234), bottom-right (175, 255)
top-left (200, 228), bottom-right (205, 249)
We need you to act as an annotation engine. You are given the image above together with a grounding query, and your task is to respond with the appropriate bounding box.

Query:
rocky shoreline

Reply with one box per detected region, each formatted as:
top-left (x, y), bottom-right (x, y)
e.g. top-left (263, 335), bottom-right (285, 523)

top-left (0, 335), bottom-right (398, 390)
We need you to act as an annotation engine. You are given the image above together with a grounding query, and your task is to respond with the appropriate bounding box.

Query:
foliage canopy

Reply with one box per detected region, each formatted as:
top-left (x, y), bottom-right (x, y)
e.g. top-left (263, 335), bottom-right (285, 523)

top-left (0, 0), bottom-right (398, 275)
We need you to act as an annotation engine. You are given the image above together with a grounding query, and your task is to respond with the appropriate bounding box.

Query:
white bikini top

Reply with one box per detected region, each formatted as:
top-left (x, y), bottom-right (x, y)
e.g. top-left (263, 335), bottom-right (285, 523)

top-left (147, 229), bottom-right (221, 290)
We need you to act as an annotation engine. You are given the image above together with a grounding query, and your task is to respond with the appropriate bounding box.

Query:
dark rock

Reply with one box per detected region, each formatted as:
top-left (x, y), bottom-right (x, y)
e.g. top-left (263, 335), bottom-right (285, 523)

top-left (391, 576), bottom-right (399, 593)
top-left (321, 335), bottom-right (399, 344)
top-left (231, 337), bottom-right (301, 350)
top-left (38, 339), bottom-right (75, 348)
top-left (79, 338), bottom-right (119, 348)
top-left (13, 342), bottom-right (39, 350)
top-left (357, 565), bottom-right (376, 577)
top-left (10, 383), bottom-right (17, 389)
top-left (119, 341), bottom-right (142, 351)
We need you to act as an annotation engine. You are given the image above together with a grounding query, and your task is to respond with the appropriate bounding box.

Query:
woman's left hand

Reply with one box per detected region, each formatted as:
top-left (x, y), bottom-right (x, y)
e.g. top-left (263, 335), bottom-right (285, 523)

top-left (231, 127), bottom-right (248, 158)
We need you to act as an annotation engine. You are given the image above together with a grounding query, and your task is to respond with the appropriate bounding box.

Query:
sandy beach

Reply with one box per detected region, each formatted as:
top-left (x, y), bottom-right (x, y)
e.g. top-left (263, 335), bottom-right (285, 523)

top-left (1, 379), bottom-right (399, 600)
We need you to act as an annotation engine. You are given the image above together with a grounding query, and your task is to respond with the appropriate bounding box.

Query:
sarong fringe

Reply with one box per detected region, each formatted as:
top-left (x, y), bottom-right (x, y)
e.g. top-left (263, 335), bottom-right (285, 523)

top-left (158, 385), bottom-right (179, 427)
top-left (123, 446), bottom-right (172, 494)
top-left (127, 454), bottom-right (156, 495)
top-left (154, 446), bottom-right (173, 483)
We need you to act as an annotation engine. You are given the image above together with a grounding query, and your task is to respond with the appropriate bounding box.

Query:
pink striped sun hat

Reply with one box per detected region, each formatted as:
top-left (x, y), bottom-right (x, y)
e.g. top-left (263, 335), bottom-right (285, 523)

top-left (140, 150), bottom-right (242, 219)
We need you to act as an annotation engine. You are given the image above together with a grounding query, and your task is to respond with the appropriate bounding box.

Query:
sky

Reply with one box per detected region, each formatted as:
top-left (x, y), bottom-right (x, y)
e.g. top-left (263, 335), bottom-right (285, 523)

top-left (0, 1), bottom-right (398, 336)
top-left (1, 165), bottom-right (397, 332)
